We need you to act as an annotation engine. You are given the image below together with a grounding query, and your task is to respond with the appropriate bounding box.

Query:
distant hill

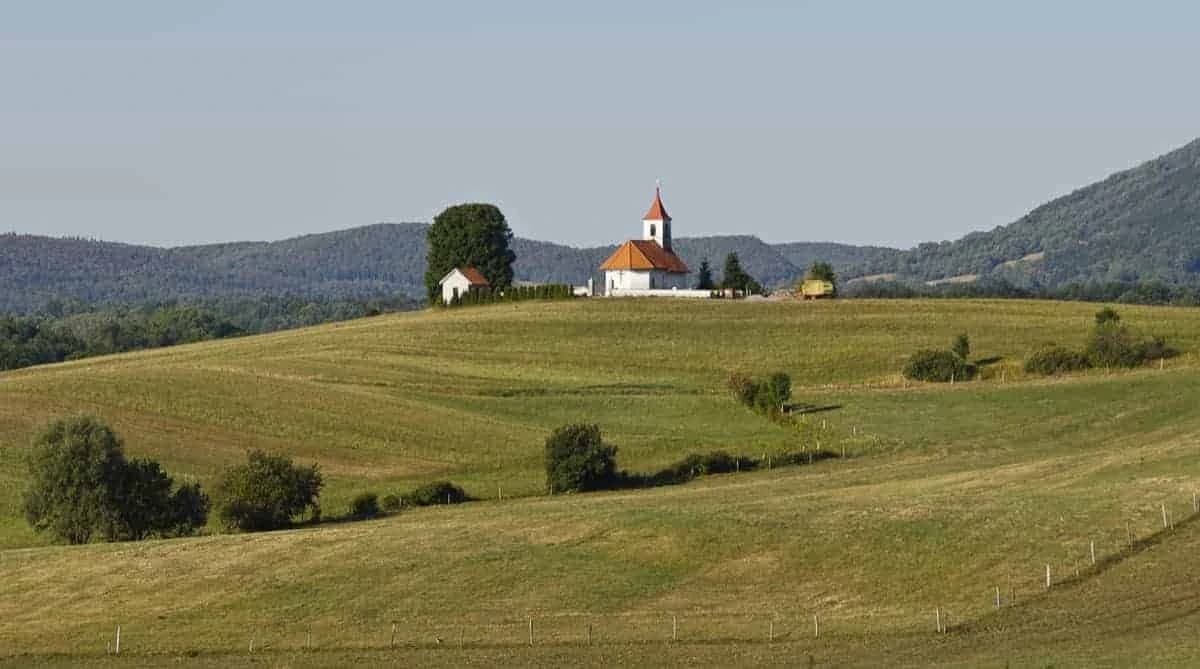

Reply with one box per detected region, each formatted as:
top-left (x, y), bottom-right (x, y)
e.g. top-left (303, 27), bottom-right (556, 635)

top-left (0, 226), bottom-right (885, 313)
top-left (858, 137), bottom-right (1200, 287)
top-left (7, 136), bottom-right (1198, 311)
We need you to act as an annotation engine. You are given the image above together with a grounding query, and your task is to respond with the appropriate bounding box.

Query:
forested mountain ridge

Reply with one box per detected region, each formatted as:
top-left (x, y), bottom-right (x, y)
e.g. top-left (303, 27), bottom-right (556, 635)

top-left (1, 226), bottom-right (867, 313)
top-left (856, 137), bottom-right (1200, 287)
top-left (5, 136), bottom-right (1199, 312)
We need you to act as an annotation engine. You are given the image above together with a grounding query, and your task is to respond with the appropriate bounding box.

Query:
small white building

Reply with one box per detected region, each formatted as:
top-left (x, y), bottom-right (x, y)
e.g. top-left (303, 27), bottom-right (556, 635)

top-left (438, 266), bottom-right (490, 305)
top-left (600, 188), bottom-right (700, 296)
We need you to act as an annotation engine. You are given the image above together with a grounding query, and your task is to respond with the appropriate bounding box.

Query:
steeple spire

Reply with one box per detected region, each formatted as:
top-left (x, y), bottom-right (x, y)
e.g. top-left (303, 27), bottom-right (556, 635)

top-left (642, 183), bottom-right (673, 250)
top-left (643, 183), bottom-right (671, 222)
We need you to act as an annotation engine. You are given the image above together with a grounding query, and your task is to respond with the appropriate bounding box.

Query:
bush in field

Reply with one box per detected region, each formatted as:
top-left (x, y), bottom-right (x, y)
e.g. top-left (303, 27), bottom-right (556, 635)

top-left (951, 333), bottom-right (970, 360)
top-left (1025, 346), bottom-right (1092, 375)
top-left (380, 494), bottom-right (402, 512)
top-left (544, 424), bottom-right (619, 493)
top-left (759, 373), bottom-right (792, 413)
top-left (1095, 307), bottom-right (1121, 326)
top-left (903, 349), bottom-right (976, 382)
top-left (665, 450), bottom-right (741, 482)
top-left (349, 492), bottom-right (380, 519)
top-left (214, 450), bottom-right (323, 532)
top-left (23, 415), bottom-right (209, 544)
top-left (727, 372), bottom-right (792, 414)
top-left (1085, 311), bottom-right (1176, 368)
top-left (406, 481), bottom-right (469, 506)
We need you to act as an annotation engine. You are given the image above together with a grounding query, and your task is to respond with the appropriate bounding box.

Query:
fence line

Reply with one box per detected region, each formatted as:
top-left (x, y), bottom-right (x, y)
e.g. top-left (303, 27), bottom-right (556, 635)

top-left (69, 492), bottom-right (1199, 659)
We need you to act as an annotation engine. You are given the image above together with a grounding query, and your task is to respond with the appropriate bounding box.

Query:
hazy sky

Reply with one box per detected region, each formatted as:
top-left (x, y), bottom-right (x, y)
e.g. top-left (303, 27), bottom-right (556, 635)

top-left (2, 1), bottom-right (1199, 249)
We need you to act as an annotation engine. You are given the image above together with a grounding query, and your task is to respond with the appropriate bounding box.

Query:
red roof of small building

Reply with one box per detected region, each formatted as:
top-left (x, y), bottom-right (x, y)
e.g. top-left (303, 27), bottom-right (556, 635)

top-left (459, 267), bottom-right (490, 285)
top-left (599, 239), bottom-right (689, 273)
top-left (643, 187), bottom-right (671, 221)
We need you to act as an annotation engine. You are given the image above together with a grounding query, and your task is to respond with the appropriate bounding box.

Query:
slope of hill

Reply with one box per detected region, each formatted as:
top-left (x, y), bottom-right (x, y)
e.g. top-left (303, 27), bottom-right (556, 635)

top-left (773, 241), bottom-right (903, 277)
top-left (864, 137), bottom-right (1200, 287)
top-left (1, 299), bottom-right (1199, 666)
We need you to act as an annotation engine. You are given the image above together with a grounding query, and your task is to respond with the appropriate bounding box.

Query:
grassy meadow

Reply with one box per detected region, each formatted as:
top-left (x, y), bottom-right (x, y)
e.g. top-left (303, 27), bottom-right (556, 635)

top-left (1, 298), bottom-right (1199, 666)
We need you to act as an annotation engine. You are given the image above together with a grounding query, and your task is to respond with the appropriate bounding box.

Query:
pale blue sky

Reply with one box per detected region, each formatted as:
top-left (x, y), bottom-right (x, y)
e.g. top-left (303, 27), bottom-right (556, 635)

top-left (2, 1), bottom-right (1198, 248)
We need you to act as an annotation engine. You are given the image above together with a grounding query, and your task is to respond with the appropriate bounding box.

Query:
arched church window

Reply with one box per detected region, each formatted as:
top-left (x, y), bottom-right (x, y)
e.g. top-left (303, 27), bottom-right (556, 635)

top-left (650, 224), bottom-right (657, 237)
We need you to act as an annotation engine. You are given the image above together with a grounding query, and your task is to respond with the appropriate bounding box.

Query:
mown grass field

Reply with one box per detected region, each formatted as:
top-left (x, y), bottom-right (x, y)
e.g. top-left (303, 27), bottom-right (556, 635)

top-left (1, 298), bottom-right (1199, 666)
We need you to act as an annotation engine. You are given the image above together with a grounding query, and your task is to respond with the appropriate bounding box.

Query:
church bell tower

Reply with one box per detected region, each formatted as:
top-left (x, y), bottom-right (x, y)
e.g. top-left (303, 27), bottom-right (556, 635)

top-left (642, 185), bottom-right (672, 250)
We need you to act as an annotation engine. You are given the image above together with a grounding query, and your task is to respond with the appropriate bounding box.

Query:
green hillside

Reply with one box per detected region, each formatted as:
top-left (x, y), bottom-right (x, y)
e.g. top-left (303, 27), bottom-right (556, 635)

top-left (1, 299), bottom-right (1199, 666)
top-left (864, 137), bottom-right (1200, 288)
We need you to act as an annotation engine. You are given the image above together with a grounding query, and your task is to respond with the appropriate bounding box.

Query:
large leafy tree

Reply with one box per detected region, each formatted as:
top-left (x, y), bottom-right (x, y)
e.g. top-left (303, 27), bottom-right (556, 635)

top-left (214, 450), bottom-right (323, 531)
top-left (24, 416), bottom-right (209, 544)
top-left (544, 424), bottom-right (618, 493)
top-left (424, 204), bottom-right (516, 304)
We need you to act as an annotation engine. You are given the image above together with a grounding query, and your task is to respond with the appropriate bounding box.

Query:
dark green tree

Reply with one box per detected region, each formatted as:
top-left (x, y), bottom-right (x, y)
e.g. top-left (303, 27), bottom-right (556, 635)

top-left (113, 458), bottom-right (210, 540)
top-left (214, 450), bottom-right (323, 532)
top-left (24, 416), bottom-right (126, 544)
top-left (423, 203), bottom-right (516, 304)
top-left (1095, 307), bottom-right (1121, 326)
top-left (721, 253), bottom-right (756, 292)
top-left (544, 424), bottom-right (618, 493)
top-left (23, 416), bottom-right (208, 543)
top-left (696, 258), bottom-right (715, 290)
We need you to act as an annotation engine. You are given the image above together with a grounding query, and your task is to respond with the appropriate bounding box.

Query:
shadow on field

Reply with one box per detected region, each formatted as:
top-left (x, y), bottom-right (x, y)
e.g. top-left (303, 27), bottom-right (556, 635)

top-left (785, 403), bottom-right (843, 415)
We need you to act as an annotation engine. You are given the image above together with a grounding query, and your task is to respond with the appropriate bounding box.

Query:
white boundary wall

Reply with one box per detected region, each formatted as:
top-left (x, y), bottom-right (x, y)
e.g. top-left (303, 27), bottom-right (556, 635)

top-left (607, 288), bottom-right (712, 299)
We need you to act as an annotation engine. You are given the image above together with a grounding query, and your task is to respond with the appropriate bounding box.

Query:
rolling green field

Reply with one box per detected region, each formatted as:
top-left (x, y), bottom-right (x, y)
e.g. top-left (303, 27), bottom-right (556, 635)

top-left (1, 299), bottom-right (1199, 666)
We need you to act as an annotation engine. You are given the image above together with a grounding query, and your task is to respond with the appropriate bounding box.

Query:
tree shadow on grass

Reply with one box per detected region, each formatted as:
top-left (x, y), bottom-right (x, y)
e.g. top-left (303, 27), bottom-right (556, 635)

top-left (785, 403), bottom-right (843, 415)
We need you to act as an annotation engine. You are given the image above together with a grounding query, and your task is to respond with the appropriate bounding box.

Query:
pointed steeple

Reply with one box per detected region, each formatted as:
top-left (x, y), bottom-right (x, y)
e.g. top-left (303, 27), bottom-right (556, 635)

top-left (643, 185), bottom-right (671, 221)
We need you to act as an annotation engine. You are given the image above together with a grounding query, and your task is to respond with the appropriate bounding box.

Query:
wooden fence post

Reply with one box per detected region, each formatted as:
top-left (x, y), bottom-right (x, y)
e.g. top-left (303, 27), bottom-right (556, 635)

top-left (528, 618), bottom-right (533, 646)
top-left (1162, 503), bottom-right (1169, 529)
top-left (390, 623), bottom-right (396, 649)
top-left (1045, 564), bottom-right (1051, 589)
top-left (115, 625), bottom-right (121, 655)
top-left (1090, 541), bottom-right (1096, 566)
top-left (935, 608), bottom-right (942, 634)
top-left (672, 615), bottom-right (677, 642)
top-left (995, 586), bottom-right (1001, 608)
top-left (814, 613), bottom-right (819, 638)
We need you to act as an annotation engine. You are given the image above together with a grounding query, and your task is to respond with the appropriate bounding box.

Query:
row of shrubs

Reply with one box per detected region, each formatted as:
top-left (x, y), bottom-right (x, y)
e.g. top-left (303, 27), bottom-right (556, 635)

top-left (622, 448), bottom-right (839, 488)
top-left (348, 481), bottom-right (471, 519)
top-left (28, 416), bottom-right (834, 545)
top-left (446, 284), bottom-right (575, 307)
top-left (1024, 309), bottom-right (1176, 375)
top-left (544, 423), bottom-right (838, 494)
top-left (903, 311), bottom-right (1177, 382)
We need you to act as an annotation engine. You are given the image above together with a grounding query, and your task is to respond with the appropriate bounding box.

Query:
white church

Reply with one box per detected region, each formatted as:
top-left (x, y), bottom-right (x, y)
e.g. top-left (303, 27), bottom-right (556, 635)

top-left (599, 187), bottom-right (708, 297)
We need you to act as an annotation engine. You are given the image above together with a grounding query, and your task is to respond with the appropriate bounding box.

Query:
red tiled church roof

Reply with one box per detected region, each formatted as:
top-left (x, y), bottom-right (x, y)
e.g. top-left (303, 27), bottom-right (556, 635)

top-left (599, 239), bottom-right (689, 273)
top-left (643, 187), bottom-right (670, 221)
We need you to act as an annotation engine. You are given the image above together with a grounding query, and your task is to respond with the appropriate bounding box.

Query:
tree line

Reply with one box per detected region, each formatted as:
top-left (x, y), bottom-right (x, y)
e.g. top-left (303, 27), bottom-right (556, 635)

top-left (0, 294), bottom-right (416, 372)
